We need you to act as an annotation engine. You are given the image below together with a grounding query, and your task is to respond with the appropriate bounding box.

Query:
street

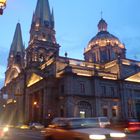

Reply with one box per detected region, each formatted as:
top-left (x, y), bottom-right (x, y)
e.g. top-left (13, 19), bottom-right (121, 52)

top-left (128, 133), bottom-right (140, 140)
top-left (6, 128), bottom-right (43, 140)
top-left (3, 128), bottom-right (140, 140)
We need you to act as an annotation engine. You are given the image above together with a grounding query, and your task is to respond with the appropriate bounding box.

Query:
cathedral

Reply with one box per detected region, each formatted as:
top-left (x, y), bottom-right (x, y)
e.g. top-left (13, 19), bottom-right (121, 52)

top-left (1, 0), bottom-right (140, 124)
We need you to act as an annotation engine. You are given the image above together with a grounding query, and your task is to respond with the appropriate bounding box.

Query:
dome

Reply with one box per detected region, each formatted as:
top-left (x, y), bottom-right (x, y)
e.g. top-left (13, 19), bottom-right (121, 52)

top-left (85, 19), bottom-right (125, 53)
top-left (89, 31), bottom-right (120, 44)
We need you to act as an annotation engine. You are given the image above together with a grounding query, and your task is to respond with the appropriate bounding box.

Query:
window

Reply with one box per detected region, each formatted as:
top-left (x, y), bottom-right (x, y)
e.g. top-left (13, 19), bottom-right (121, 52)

top-left (61, 85), bottom-right (64, 93)
top-left (15, 54), bottom-right (21, 63)
top-left (39, 54), bottom-right (44, 62)
top-left (112, 108), bottom-right (117, 117)
top-left (80, 83), bottom-right (85, 93)
top-left (110, 87), bottom-right (115, 96)
top-left (101, 86), bottom-right (106, 96)
top-left (60, 108), bottom-right (64, 117)
top-left (101, 50), bottom-right (107, 62)
top-left (103, 108), bottom-right (108, 116)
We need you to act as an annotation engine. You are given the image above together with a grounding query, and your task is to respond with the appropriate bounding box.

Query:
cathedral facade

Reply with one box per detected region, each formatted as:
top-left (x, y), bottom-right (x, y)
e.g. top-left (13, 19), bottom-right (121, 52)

top-left (1, 0), bottom-right (140, 124)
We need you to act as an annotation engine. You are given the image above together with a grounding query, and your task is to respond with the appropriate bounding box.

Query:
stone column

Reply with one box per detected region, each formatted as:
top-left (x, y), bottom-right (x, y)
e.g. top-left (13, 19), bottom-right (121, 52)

top-left (66, 97), bottom-right (75, 117)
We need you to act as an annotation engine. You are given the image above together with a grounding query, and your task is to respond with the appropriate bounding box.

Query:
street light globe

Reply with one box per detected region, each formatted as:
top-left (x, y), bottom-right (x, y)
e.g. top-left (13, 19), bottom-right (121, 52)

top-left (33, 101), bottom-right (37, 105)
top-left (0, 0), bottom-right (6, 15)
top-left (14, 100), bottom-right (17, 103)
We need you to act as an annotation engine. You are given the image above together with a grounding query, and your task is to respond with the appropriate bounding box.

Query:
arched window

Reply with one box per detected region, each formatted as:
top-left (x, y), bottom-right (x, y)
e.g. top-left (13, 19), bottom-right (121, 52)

top-left (39, 54), bottom-right (44, 62)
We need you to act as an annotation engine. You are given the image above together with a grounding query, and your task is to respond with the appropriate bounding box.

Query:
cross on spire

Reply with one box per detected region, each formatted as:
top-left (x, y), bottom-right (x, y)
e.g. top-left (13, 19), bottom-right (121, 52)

top-left (101, 11), bottom-right (103, 19)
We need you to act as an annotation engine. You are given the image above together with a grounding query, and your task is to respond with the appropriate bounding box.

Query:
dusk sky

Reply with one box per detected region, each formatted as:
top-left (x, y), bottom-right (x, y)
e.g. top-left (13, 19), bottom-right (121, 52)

top-left (0, 0), bottom-right (140, 88)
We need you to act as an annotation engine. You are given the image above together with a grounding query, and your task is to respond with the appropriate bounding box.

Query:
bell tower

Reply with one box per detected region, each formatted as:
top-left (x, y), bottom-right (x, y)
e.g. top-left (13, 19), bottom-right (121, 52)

top-left (5, 22), bottom-right (25, 86)
top-left (26, 0), bottom-right (60, 67)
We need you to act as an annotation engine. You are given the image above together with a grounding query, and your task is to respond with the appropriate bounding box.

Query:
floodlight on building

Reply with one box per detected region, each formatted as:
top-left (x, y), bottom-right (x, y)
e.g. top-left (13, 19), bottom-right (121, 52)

top-left (0, 0), bottom-right (6, 15)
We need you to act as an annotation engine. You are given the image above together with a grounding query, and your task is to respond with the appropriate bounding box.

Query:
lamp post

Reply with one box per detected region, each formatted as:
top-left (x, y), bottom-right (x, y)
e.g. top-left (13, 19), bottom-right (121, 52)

top-left (33, 101), bottom-right (39, 122)
top-left (0, 0), bottom-right (6, 15)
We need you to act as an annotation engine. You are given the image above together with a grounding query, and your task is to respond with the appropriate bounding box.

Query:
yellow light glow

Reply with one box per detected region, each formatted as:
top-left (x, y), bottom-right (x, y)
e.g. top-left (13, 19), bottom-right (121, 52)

top-left (103, 76), bottom-right (117, 80)
top-left (14, 100), bottom-right (16, 103)
top-left (89, 134), bottom-right (106, 140)
top-left (35, 23), bottom-right (39, 27)
top-left (112, 105), bottom-right (118, 109)
top-left (27, 73), bottom-right (43, 87)
top-left (125, 72), bottom-right (140, 83)
top-left (3, 127), bottom-right (9, 132)
top-left (33, 101), bottom-right (37, 105)
top-left (40, 58), bottom-right (54, 70)
top-left (42, 38), bottom-right (47, 41)
top-left (13, 65), bottom-right (21, 73)
top-left (122, 60), bottom-right (131, 65)
top-left (7, 99), bottom-right (13, 104)
top-left (105, 64), bottom-right (116, 69)
top-left (0, 0), bottom-right (6, 7)
top-left (77, 73), bottom-right (91, 77)
top-left (110, 133), bottom-right (126, 138)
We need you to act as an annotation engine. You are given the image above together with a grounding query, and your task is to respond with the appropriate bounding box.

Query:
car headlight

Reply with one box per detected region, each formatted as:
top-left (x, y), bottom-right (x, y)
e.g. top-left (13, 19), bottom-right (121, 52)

top-left (3, 127), bottom-right (9, 132)
top-left (89, 134), bottom-right (106, 140)
top-left (110, 133), bottom-right (126, 138)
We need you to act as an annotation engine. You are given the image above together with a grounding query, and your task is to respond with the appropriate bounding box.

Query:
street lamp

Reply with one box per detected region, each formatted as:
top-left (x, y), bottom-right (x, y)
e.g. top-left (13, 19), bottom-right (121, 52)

top-left (0, 0), bottom-right (6, 15)
top-left (33, 101), bottom-right (38, 106)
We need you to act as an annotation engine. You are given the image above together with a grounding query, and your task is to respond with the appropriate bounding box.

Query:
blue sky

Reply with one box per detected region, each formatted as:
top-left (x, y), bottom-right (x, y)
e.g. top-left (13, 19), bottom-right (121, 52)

top-left (0, 0), bottom-right (140, 88)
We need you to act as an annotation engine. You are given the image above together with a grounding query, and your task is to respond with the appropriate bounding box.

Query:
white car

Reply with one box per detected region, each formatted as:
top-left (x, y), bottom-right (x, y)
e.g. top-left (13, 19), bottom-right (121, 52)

top-left (42, 118), bottom-right (127, 140)
top-left (29, 122), bottom-right (44, 130)
top-left (96, 117), bottom-right (111, 128)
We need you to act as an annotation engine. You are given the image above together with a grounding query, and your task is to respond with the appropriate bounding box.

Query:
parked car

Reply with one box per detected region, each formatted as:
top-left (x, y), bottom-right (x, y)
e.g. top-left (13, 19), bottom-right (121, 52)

top-left (42, 117), bottom-right (127, 140)
top-left (15, 123), bottom-right (29, 129)
top-left (96, 117), bottom-right (111, 128)
top-left (29, 122), bottom-right (44, 130)
top-left (110, 118), bottom-right (140, 133)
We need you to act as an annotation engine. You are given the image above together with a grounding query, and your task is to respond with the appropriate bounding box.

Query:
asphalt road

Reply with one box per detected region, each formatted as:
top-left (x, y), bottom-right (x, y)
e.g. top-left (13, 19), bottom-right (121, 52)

top-left (3, 128), bottom-right (140, 140)
top-left (6, 128), bottom-right (43, 140)
top-left (127, 132), bottom-right (140, 140)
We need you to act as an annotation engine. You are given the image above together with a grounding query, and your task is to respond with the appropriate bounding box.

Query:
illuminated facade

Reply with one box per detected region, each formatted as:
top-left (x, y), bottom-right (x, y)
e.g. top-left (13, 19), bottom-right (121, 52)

top-left (1, 0), bottom-right (140, 124)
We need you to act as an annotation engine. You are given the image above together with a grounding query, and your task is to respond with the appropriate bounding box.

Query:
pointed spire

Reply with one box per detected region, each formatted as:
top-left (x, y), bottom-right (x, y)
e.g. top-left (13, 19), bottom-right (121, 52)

top-left (33, 0), bottom-right (53, 27)
top-left (51, 8), bottom-right (55, 28)
top-left (8, 22), bottom-right (25, 68)
top-left (31, 12), bottom-right (35, 24)
top-left (9, 22), bottom-right (24, 56)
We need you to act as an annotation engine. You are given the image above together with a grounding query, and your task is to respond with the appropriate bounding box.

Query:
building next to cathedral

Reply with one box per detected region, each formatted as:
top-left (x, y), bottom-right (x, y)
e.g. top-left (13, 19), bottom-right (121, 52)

top-left (1, 0), bottom-right (140, 124)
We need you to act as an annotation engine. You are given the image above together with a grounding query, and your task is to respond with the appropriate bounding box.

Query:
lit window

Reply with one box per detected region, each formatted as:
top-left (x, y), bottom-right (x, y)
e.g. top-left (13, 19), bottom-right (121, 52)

top-left (80, 111), bottom-right (85, 118)
top-left (112, 108), bottom-right (117, 117)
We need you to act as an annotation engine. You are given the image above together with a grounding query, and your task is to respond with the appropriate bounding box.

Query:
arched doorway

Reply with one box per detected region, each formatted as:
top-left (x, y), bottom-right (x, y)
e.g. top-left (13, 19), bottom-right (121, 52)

top-left (75, 101), bottom-right (92, 118)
